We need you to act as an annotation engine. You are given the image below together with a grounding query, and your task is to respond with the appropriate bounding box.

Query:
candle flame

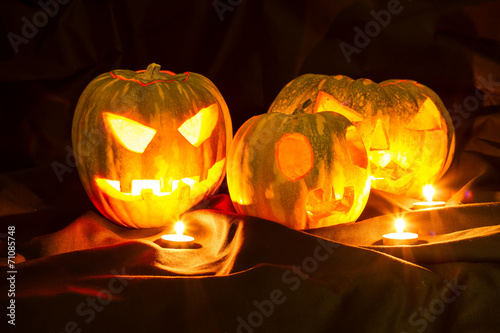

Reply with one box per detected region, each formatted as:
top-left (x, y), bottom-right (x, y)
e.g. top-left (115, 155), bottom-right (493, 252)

top-left (423, 184), bottom-right (435, 203)
top-left (174, 221), bottom-right (185, 235)
top-left (395, 218), bottom-right (405, 234)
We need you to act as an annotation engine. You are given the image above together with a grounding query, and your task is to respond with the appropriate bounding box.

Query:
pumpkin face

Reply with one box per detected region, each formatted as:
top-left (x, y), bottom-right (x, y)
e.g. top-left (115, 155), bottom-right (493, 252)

top-left (227, 110), bottom-right (370, 230)
top-left (269, 75), bottom-right (455, 198)
top-left (72, 63), bottom-right (232, 228)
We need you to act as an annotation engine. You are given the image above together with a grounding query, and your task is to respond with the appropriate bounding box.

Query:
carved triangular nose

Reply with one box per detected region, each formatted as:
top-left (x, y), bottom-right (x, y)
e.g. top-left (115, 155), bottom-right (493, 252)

top-left (370, 119), bottom-right (390, 150)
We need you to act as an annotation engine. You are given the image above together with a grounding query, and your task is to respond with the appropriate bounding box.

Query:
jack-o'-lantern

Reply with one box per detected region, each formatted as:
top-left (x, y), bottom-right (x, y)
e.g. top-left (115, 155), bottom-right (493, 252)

top-left (227, 103), bottom-right (370, 230)
top-left (72, 63), bottom-right (232, 228)
top-left (268, 74), bottom-right (455, 198)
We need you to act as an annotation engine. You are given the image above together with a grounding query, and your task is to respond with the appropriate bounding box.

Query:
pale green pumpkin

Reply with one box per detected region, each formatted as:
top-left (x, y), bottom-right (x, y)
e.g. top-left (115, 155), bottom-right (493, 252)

top-left (268, 74), bottom-right (455, 198)
top-left (72, 63), bottom-right (232, 228)
top-left (227, 108), bottom-right (370, 230)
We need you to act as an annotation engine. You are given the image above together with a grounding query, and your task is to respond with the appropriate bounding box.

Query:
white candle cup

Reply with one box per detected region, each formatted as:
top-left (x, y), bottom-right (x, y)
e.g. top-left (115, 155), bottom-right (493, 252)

top-left (160, 221), bottom-right (195, 249)
top-left (383, 218), bottom-right (419, 246)
top-left (413, 184), bottom-right (445, 210)
top-left (160, 234), bottom-right (195, 249)
top-left (383, 232), bottom-right (419, 246)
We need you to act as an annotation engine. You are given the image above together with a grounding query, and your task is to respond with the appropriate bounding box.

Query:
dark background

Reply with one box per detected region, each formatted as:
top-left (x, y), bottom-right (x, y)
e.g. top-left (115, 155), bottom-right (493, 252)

top-left (1, 0), bottom-right (499, 180)
top-left (1, 4), bottom-right (500, 332)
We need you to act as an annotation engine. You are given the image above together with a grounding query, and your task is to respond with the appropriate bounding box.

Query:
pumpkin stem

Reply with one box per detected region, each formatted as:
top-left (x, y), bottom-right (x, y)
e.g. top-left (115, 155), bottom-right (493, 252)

top-left (293, 99), bottom-right (313, 115)
top-left (141, 63), bottom-right (162, 80)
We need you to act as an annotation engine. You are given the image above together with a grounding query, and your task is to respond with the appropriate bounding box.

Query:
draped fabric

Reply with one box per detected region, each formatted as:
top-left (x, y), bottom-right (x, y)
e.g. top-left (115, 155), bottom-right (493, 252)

top-left (1, 0), bottom-right (500, 332)
top-left (1, 158), bottom-right (499, 332)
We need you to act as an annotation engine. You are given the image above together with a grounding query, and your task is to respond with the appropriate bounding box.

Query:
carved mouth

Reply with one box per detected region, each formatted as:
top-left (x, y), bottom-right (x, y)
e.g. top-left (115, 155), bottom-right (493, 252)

top-left (95, 158), bottom-right (225, 201)
top-left (305, 185), bottom-right (355, 221)
top-left (369, 150), bottom-right (411, 180)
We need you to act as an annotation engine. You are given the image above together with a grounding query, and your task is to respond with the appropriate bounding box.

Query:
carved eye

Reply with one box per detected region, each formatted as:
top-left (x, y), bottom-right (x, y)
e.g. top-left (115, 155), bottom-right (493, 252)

top-left (405, 98), bottom-right (442, 131)
top-left (314, 91), bottom-right (365, 123)
top-left (103, 112), bottom-right (156, 153)
top-left (276, 133), bottom-right (314, 181)
top-left (346, 125), bottom-right (368, 169)
top-left (178, 104), bottom-right (219, 147)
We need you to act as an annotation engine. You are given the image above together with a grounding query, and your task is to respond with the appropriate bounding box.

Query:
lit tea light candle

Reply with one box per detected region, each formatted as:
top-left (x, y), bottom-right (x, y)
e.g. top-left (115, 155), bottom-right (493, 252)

top-left (383, 218), bottom-right (419, 246)
top-left (413, 184), bottom-right (445, 210)
top-left (161, 221), bottom-right (195, 249)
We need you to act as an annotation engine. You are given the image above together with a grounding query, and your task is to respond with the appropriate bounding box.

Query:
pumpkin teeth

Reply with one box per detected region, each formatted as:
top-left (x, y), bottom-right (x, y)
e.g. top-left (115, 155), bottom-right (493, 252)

top-left (95, 158), bottom-right (225, 201)
top-left (171, 177), bottom-right (198, 191)
top-left (160, 177), bottom-right (170, 192)
top-left (120, 173), bottom-right (133, 193)
top-left (176, 181), bottom-right (191, 200)
top-left (131, 179), bottom-right (161, 196)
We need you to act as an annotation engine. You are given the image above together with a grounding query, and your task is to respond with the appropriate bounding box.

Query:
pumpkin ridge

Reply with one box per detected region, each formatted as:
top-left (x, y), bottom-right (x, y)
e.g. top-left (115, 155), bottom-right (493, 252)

top-left (227, 110), bottom-right (370, 229)
top-left (267, 74), bottom-right (455, 197)
top-left (109, 71), bottom-right (190, 87)
top-left (72, 64), bottom-right (231, 228)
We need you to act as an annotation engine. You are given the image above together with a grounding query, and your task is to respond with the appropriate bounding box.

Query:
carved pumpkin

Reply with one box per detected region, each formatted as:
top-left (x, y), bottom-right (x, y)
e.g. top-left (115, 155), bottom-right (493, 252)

top-left (227, 104), bottom-right (370, 230)
top-left (269, 74), bottom-right (455, 198)
top-left (72, 63), bottom-right (232, 228)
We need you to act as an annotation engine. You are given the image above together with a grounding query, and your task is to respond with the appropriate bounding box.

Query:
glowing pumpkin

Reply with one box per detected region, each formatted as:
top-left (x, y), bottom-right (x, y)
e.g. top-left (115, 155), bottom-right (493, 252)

top-left (269, 74), bottom-right (455, 198)
top-left (227, 104), bottom-right (370, 230)
top-left (72, 63), bottom-right (232, 228)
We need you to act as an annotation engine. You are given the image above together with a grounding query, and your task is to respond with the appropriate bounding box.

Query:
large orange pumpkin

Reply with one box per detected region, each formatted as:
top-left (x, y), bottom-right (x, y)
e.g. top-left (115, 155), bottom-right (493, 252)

top-left (268, 74), bottom-right (455, 198)
top-left (72, 63), bottom-right (232, 228)
top-left (227, 105), bottom-right (370, 230)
